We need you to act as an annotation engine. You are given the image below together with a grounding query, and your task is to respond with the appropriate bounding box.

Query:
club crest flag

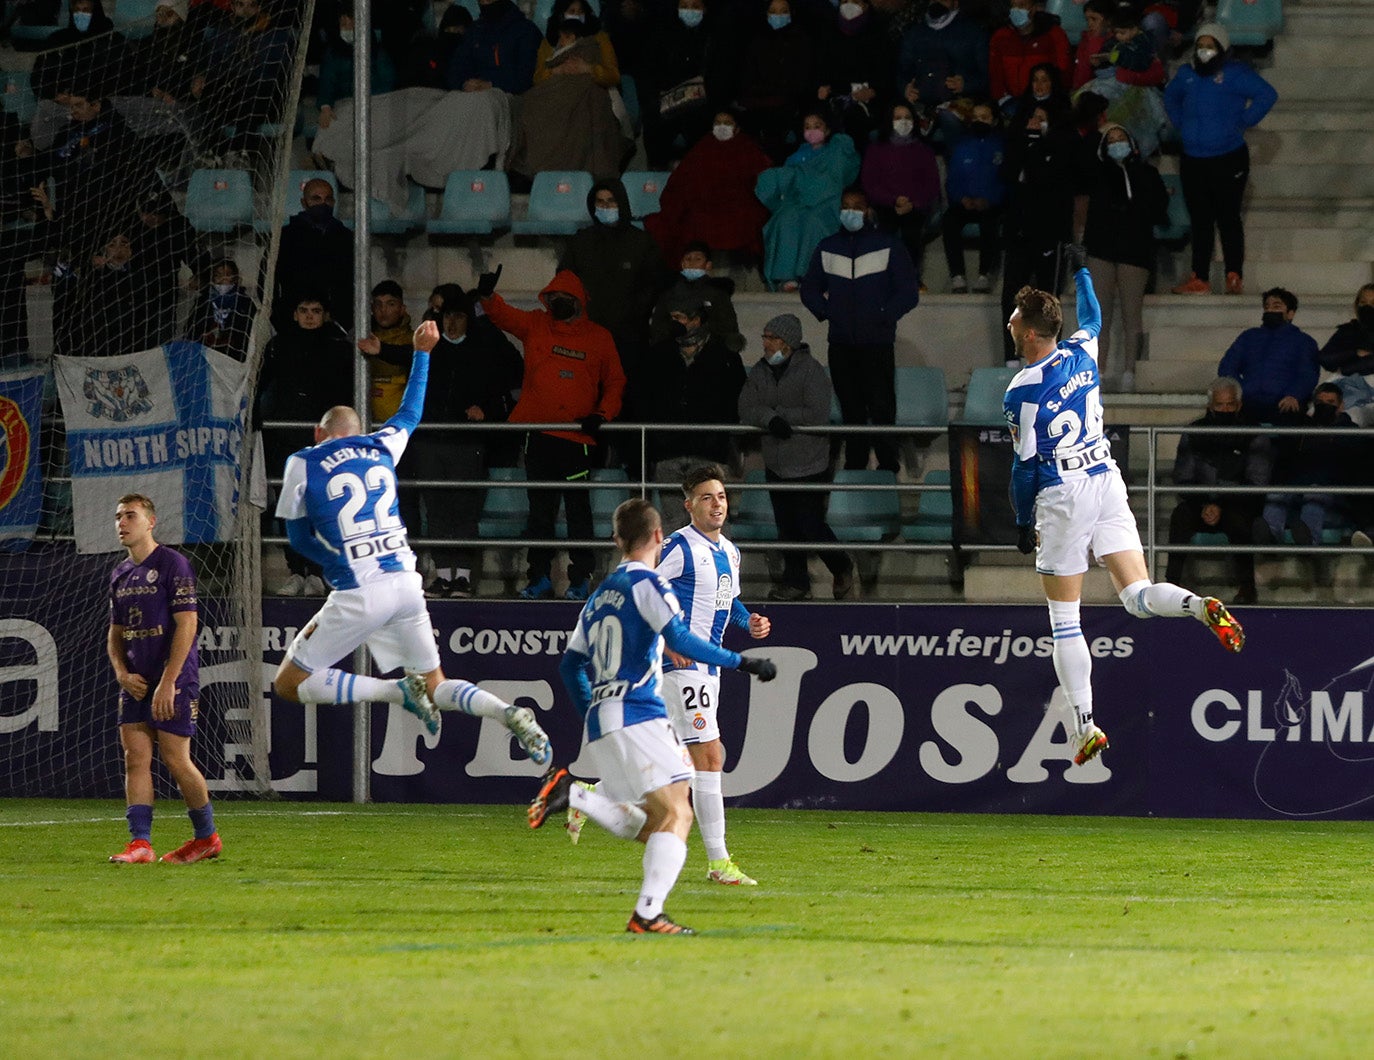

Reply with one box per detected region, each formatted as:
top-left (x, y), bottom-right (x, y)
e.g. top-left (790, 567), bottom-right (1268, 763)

top-left (0, 371), bottom-right (45, 551)
top-left (55, 342), bottom-right (249, 554)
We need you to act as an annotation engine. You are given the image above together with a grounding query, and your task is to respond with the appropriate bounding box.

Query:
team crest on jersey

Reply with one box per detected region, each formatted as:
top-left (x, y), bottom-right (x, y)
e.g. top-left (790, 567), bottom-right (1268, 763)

top-left (145, 569), bottom-right (158, 583)
top-left (693, 714), bottom-right (706, 730)
top-left (82, 366), bottom-right (153, 422)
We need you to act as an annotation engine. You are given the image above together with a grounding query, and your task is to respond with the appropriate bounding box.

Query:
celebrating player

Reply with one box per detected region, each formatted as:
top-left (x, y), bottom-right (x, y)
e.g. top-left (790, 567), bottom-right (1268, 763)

top-left (107, 494), bottom-right (222, 864)
top-left (1003, 246), bottom-right (1245, 766)
top-left (271, 320), bottom-right (551, 765)
top-left (528, 498), bottom-right (778, 935)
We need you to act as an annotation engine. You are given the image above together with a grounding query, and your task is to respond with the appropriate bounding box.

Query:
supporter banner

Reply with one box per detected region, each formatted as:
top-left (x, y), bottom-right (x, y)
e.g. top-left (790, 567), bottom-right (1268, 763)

top-left (54, 342), bottom-right (249, 553)
top-left (0, 371), bottom-right (44, 551)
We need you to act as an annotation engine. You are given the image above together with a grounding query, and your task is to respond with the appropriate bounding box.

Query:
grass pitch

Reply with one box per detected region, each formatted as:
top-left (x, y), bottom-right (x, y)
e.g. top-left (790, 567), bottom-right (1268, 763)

top-left (2, 801), bottom-right (1373, 1058)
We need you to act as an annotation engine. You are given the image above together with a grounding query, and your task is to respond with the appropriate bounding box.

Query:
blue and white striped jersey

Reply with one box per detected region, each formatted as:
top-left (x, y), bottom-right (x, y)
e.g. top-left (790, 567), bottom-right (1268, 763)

top-left (275, 354), bottom-right (427, 591)
top-left (656, 525), bottom-right (741, 677)
top-left (565, 560), bottom-right (683, 740)
top-left (1002, 269), bottom-right (1111, 526)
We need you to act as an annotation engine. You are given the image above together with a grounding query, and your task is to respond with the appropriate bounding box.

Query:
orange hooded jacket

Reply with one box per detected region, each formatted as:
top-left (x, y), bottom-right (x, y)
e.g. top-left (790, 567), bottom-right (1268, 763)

top-left (482, 270), bottom-right (625, 446)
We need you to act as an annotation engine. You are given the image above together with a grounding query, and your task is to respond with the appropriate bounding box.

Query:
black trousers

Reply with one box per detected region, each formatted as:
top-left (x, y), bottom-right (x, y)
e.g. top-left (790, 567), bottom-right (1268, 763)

top-left (409, 435), bottom-right (485, 575)
top-left (1001, 239), bottom-right (1064, 359)
top-left (1180, 143), bottom-right (1250, 279)
top-left (766, 467), bottom-right (853, 590)
top-left (940, 202), bottom-right (1001, 279)
top-left (873, 205), bottom-right (929, 286)
top-left (829, 342), bottom-right (899, 472)
top-left (524, 432), bottom-right (595, 584)
top-left (1166, 498), bottom-right (1257, 595)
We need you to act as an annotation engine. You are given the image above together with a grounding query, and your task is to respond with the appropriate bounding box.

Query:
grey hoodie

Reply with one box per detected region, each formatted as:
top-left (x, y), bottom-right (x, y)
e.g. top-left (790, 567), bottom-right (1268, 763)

top-left (737, 344), bottom-right (833, 478)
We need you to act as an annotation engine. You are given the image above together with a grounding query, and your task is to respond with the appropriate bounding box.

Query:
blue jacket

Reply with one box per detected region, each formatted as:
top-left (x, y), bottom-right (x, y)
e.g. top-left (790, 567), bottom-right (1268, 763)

top-left (1163, 61), bottom-right (1277, 159)
top-left (1217, 323), bottom-right (1320, 411)
top-left (800, 224), bottom-right (919, 345)
top-left (896, 12), bottom-right (989, 102)
top-left (444, 0), bottom-right (542, 94)
top-left (945, 132), bottom-right (1006, 206)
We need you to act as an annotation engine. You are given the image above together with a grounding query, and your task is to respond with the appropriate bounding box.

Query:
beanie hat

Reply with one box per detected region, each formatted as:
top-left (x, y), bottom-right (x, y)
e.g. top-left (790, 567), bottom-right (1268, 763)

top-left (763, 313), bottom-right (803, 350)
top-left (1194, 21), bottom-right (1230, 52)
top-left (664, 285), bottom-right (710, 319)
top-left (156, 0), bottom-right (189, 20)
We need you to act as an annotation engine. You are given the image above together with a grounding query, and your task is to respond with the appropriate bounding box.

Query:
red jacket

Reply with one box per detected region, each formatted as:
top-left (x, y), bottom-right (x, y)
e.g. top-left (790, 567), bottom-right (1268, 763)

top-left (482, 270), bottom-right (625, 446)
top-left (989, 21), bottom-right (1071, 100)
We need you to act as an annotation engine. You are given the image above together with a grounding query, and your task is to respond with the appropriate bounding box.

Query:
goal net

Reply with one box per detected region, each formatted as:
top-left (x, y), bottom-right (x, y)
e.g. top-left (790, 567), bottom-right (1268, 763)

top-left (0, 0), bottom-right (317, 798)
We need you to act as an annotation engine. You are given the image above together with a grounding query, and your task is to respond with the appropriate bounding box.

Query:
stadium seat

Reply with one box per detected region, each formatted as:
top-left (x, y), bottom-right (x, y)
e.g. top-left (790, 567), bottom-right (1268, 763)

top-left (903, 470), bottom-right (953, 543)
top-left (511, 171), bottom-right (594, 236)
top-left (369, 182), bottom-right (428, 235)
top-left (478, 467), bottom-right (528, 539)
top-left (185, 169), bottom-right (254, 233)
top-left (961, 366), bottom-right (1019, 425)
top-left (1154, 172), bottom-right (1190, 245)
top-left (1044, 0), bottom-right (1088, 45)
top-left (728, 469), bottom-right (778, 542)
top-left (828, 470), bottom-right (901, 542)
top-left (895, 365), bottom-right (949, 427)
top-left (111, 0), bottom-right (160, 38)
top-left (1216, 0), bottom-right (1283, 47)
top-left (9, 1), bottom-right (68, 46)
top-left (2, 70), bottom-right (38, 125)
top-left (255, 169), bottom-right (338, 232)
top-left (621, 170), bottom-right (669, 222)
top-left (427, 170), bottom-right (511, 236)
top-left (532, 0), bottom-right (599, 29)
top-left (590, 468), bottom-right (631, 537)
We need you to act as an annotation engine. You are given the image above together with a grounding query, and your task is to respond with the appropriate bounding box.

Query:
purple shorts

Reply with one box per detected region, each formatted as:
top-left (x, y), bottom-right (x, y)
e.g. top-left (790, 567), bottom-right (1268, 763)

top-left (118, 686), bottom-right (199, 738)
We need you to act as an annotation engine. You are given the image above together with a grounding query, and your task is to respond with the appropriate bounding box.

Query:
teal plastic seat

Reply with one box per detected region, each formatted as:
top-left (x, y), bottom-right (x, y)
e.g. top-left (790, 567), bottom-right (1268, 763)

top-left (512, 171), bottom-right (594, 236)
top-left (1154, 172), bottom-right (1190, 245)
top-left (478, 467), bottom-right (528, 539)
top-left (961, 366), bottom-right (1019, 426)
top-left (1044, 0), bottom-right (1088, 44)
top-left (1190, 531), bottom-right (1229, 547)
top-left (427, 170), bottom-right (511, 235)
top-left (185, 169), bottom-right (254, 233)
top-left (903, 470), bottom-right (953, 543)
top-left (895, 365), bottom-right (949, 427)
top-left (728, 469), bottom-right (778, 542)
top-left (1216, 0), bottom-right (1283, 46)
top-left (590, 468), bottom-right (630, 537)
top-left (2, 70), bottom-right (38, 125)
top-left (112, 0), bottom-right (160, 38)
top-left (828, 470), bottom-right (900, 542)
top-left (10, 1), bottom-right (67, 46)
top-left (369, 182), bottom-right (428, 235)
top-left (621, 170), bottom-right (669, 221)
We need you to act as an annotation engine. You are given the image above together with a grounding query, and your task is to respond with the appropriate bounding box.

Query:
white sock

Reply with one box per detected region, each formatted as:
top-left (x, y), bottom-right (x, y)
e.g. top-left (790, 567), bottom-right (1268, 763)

top-left (1048, 599), bottom-right (1093, 736)
top-left (433, 679), bottom-right (509, 719)
top-left (296, 668), bottom-right (402, 705)
top-left (1121, 578), bottom-right (1201, 619)
top-left (436, 567), bottom-right (455, 582)
top-left (693, 770), bottom-right (728, 861)
top-left (570, 784), bottom-right (647, 839)
top-left (635, 832), bottom-right (688, 920)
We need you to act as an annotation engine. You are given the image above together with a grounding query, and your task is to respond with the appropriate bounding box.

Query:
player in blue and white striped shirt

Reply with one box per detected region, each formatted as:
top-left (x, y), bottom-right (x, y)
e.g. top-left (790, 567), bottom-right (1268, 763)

top-left (656, 466), bottom-right (771, 886)
top-left (1003, 249), bottom-right (1245, 767)
top-left (271, 321), bottom-right (550, 765)
top-left (528, 498), bottom-right (777, 935)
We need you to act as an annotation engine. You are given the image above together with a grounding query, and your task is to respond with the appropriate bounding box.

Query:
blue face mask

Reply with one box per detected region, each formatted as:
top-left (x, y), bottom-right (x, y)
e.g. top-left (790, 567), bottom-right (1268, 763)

top-left (1106, 140), bottom-right (1132, 162)
top-left (1008, 7), bottom-right (1030, 28)
top-left (766, 350), bottom-right (788, 366)
top-left (594, 206), bottom-right (620, 225)
top-left (72, 11), bottom-right (93, 31)
top-left (839, 209), bottom-right (865, 232)
top-left (681, 268), bottom-right (707, 281)
top-left (767, 13), bottom-right (791, 30)
top-left (678, 7), bottom-right (703, 28)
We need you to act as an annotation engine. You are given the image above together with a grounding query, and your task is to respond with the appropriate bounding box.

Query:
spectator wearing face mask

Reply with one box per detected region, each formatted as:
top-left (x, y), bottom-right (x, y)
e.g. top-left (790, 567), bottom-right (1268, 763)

top-left (737, 0), bottom-right (817, 163)
top-left (1165, 377), bottom-right (1270, 605)
top-left (1318, 284), bottom-right (1374, 420)
top-left (644, 111), bottom-right (772, 267)
top-left (800, 186), bottom-right (918, 475)
top-left (859, 102), bottom-right (940, 287)
top-left (940, 100), bottom-right (1005, 295)
top-left (815, 0), bottom-right (891, 149)
top-left (478, 266), bottom-right (625, 602)
top-left (897, 0), bottom-right (989, 143)
top-left (31, 0), bottom-right (126, 103)
top-left (1217, 288), bottom-right (1320, 426)
top-left (317, 4), bottom-right (399, 130)
top-left (407, 3), bottom-right (473, 89)
top-left (186, 258), bottom-right (255, 361)
top-left (1164, 22), bottom-right (1277, 296)
top-left (650, 242), bottom-right (744, 354)
top-left (635, 0), bottom-right (731, 169)
top-left (988, 0), bottom-right (1070, 110)
top-left (444, 0), bottom-right (542, 94)
top-left (270, 178), bottom-right (354, 330)
top-left (1254, 384), bottom-right (1359, 549)
top-left (1081, 123), bottom-right (1168, 392)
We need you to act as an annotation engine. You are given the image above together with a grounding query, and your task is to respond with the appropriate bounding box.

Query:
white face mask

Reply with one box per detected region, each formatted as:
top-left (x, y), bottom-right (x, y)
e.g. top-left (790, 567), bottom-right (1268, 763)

top-left (1196, 47), bottom-right (1218, 64)
top-left (712, 123), bottom-right (735, 141)
top-left (766, 350), bottom-right (787, 366)
top-left (838, 2), bottom-right (863, 19)
top-left (892, 118), bottom-right (914, 137)
top-left (213, 282), bottom-right (235, 295)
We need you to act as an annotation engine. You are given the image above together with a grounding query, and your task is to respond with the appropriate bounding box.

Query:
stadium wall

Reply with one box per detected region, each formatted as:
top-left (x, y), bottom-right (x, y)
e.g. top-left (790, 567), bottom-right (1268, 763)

top-left (5, 586), bottom-right (1372, 820)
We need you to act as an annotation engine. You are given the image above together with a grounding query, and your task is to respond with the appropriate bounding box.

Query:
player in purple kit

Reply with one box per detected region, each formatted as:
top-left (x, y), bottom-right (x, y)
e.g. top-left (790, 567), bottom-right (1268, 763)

top-left (106, 494), bottom-right (222, 864)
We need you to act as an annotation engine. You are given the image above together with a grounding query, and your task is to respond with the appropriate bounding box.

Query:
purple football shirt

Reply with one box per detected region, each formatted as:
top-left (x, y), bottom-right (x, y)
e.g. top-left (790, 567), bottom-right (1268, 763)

top-left (109, 545), bottom-right (199, 694)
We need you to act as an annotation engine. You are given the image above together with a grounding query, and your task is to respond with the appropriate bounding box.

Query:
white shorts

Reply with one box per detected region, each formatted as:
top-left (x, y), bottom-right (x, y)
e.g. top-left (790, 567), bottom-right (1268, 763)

top-left (663, 669), bottom-right (721, 745)
top-left (286, 571), bottom-right (441, 676)
top-left (1034, 470), bottom-right (1142, 577)
top-left (587, 717), bottom-right (694, 805)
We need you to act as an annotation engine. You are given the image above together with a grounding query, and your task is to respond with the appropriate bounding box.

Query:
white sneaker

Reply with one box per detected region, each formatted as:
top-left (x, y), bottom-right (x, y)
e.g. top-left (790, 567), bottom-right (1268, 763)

top-left (949, 275), bottom-right (968, 293)
top-left (303, 574), bottom-right (327, 596)
top-left (275, 574), bottom-right (306, 597)
top-left (971, 274), bottom-right (992, 293)
top-left (504, 705), bottom-right (552, 765)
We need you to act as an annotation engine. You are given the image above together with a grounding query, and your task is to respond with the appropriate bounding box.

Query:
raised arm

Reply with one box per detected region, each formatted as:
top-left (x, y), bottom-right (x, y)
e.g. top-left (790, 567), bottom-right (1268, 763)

top-left (383, 321), bottom-right (438, 435)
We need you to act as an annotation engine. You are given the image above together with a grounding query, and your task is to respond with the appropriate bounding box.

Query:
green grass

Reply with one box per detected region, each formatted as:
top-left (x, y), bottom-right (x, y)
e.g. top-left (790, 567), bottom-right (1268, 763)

top-left (3, 801), bottom-right (1374, 1058)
